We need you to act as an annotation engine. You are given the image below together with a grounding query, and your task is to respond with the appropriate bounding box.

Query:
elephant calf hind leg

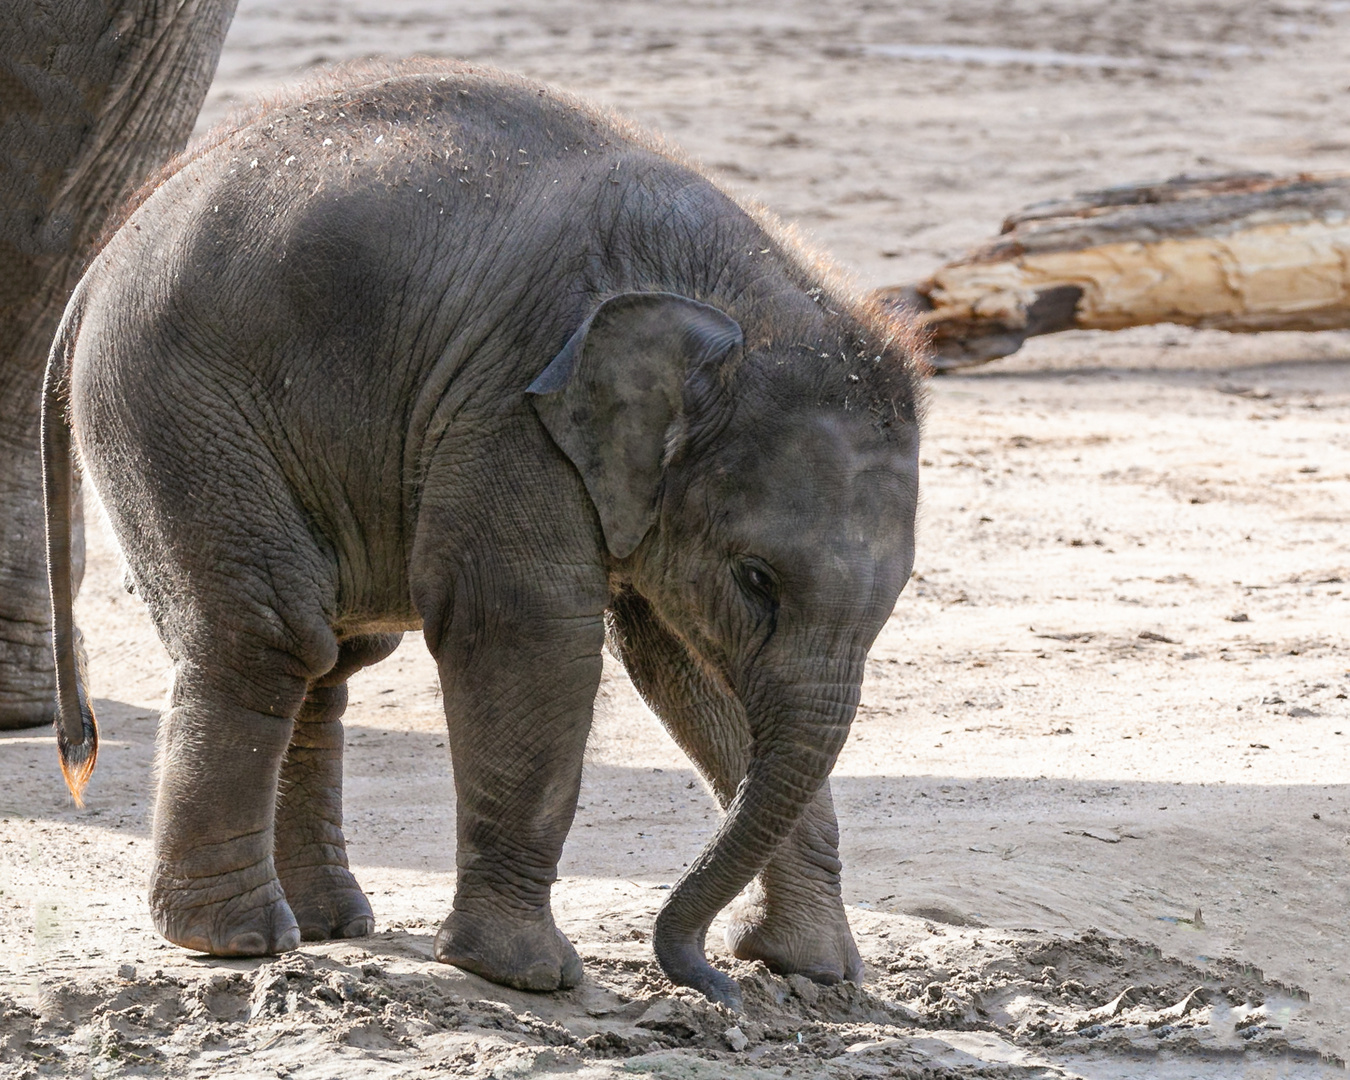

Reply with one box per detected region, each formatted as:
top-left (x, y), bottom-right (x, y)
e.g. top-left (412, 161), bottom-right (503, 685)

top-left (150, 661), bottom-right (306, 957)
top-left (273, 683), bottom-right (372, 942)
top-left (274, 633), bottom-right (401, 941)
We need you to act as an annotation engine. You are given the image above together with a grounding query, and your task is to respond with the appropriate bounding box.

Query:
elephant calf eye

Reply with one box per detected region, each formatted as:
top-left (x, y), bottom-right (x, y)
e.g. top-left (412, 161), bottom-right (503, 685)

top-left (732, 556), bottom-right (779, 610)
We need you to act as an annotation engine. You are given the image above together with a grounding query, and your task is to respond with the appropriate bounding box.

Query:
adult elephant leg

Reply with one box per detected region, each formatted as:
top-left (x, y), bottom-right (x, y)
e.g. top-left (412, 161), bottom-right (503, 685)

top-left (423, 558), bottom-right (605, 992)
top-left (274, 632), bottom-right (402, 942)
top-left (2, 0), bottom-right (237, 726)
top-left (607, 588), bottom-right (863, 984)
top-left (0, 392), bottom-right (71, 728)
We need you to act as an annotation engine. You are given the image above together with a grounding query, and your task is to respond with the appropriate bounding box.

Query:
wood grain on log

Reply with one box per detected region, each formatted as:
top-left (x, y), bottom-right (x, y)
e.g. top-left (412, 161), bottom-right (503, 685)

top-left (875, 172), bottom-right (1350, 370)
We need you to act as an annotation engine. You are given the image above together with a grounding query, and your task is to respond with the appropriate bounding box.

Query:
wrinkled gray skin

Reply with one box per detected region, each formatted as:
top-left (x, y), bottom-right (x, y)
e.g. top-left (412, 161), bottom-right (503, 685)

top-left (45, 62), bottom-right (921, 1010)
top-left (0, 0), bottom-right (237, 729)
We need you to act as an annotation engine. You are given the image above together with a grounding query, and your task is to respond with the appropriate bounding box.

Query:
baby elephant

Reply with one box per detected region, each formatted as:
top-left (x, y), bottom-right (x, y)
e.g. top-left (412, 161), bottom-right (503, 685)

top-left (44, 61), bottom-right (920, 1010)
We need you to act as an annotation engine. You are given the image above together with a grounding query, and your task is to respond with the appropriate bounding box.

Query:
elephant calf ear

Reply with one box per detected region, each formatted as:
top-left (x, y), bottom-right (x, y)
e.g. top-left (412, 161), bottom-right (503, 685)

top-left (528, 292), bottom-right (743, 559)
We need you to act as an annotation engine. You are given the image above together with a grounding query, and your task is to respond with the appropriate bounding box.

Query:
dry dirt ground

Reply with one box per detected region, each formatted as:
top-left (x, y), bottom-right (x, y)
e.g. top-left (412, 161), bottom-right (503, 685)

top-left (4, 2), bottom-right (1350, 1077)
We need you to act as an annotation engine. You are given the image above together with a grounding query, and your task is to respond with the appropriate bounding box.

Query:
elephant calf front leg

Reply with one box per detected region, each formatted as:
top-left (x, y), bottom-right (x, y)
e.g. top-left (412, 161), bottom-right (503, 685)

top-left (428, 592), bottom-right (605, 992)
top-left (722, 784), bottom-right (863, 984)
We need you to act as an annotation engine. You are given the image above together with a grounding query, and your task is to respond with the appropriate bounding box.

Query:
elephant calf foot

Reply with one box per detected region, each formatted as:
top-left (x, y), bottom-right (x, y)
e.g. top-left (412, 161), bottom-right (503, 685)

top-left (725, 885), bottom-right (863, 985)
top-left (276, 861), bottom-right (374, 941)
top-left (151, 861), bottom-right (300, 956)
top-left (434, 905), bottom-right (583, 992)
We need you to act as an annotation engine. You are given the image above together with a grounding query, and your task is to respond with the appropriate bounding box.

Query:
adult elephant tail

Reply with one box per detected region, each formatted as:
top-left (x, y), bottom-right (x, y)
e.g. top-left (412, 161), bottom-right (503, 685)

top-left (42, 284), bottom-right (98, 805)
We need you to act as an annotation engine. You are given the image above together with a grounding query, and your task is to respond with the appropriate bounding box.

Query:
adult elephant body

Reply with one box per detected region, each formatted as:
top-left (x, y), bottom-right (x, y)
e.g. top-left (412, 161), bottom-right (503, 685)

top-left (45, 63), bottom-right (921, 1009)
top-left (0, 0), bottom-right (237, 728)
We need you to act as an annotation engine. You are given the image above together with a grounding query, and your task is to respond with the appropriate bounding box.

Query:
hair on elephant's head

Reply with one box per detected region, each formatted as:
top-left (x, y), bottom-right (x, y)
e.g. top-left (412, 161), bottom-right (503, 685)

top-left (529, 289), bottom-right (921, 1007)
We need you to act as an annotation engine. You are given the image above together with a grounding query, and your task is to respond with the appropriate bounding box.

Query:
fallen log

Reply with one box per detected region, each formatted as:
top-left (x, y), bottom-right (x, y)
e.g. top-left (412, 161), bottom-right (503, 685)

top-left (874, 172), bottom-right (1350, 371)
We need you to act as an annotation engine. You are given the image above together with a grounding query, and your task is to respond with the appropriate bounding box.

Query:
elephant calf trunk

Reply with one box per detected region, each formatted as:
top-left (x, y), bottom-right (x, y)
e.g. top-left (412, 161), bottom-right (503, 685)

top-left (652, 923), bottom-right (741, 1008)
top-left (653, 715), bottom-right (853, 1011)
top-left (42, 292), bottom-right (99, 805)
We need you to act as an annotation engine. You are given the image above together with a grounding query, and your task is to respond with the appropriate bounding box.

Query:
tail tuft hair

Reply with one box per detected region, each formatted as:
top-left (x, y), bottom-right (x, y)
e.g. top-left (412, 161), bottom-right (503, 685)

top-left (55, 629), bottom-right (98, 806)
top-left (57, 718), bottom-right (98, 806)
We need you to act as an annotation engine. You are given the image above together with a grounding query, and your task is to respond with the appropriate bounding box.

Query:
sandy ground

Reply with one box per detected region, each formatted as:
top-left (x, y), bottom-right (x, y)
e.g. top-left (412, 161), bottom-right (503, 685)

top-left (5, 1), bottom-right (1350, 1076)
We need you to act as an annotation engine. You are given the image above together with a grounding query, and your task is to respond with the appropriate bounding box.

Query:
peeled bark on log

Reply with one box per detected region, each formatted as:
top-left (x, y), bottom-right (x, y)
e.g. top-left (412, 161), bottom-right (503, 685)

top-left (874, 172), bottom-right (1350, 371)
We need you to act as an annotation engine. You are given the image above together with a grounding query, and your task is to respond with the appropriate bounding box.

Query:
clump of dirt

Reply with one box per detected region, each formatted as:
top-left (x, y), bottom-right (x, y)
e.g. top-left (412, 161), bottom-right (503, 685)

top-left (866, 928), bottom-right (1319, 1059)
top-left (0, 926), bottom-right (1333, 1078)
top-left (2, 951), bottom-right (587, 1078)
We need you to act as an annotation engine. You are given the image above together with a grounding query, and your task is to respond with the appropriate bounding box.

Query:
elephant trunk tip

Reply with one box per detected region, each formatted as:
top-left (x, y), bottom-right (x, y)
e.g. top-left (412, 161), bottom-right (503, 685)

top-left (653, 910), bottom-right (744, 1012)
top-left (56, 700), bottom-right (98, 807)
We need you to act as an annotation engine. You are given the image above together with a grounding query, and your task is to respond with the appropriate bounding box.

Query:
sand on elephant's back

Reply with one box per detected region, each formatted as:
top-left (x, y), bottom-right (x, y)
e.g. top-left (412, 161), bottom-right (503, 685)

top-left (106, 59), bottom-right (865, 323)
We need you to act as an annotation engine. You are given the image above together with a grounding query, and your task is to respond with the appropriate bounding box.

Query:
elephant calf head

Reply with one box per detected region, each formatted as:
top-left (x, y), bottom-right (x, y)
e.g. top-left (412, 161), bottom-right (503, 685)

top-left (531, 289), bottom-right (920, 1006)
